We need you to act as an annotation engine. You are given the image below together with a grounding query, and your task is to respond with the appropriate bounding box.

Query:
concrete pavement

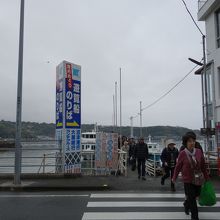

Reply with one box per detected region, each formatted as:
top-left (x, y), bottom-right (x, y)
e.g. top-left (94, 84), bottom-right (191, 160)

top-left (0, 169), bottom-right (219, 192)
top-left (0, 191), bottom-right (219, 220)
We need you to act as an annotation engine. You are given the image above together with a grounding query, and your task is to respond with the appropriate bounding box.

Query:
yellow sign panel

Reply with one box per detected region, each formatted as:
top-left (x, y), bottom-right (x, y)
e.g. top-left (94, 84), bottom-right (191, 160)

top-left (66, 121), bottom-right (79, 127)
top-left (56, 122), bottom-right (63, 127)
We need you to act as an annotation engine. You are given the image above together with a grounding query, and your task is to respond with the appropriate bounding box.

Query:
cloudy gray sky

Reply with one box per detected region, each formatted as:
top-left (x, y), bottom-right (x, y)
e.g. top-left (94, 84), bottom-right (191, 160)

top-left (0, 0), bottom-right (205, 129)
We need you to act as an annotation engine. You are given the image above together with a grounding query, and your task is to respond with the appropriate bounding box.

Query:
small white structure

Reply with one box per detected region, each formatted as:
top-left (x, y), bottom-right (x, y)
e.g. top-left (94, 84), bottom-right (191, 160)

top-left (147, 135), bottom-right (161, 154)
top-left (81, 132), bottom-right (96, 151)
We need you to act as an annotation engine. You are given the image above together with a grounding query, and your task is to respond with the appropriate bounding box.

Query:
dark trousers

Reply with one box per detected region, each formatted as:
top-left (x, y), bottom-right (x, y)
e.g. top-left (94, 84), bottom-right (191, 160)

top-left (137, 158), bottom-right (146, 177)
top-left (184, 183), bottom-right (201, 220)
top-left (162, 166), bottom-right (175, 187)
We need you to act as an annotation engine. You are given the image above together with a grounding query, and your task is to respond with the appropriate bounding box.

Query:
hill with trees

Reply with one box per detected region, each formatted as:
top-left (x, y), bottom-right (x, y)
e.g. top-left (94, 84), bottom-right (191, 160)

top-left (0, 120), bottom-right (200, 141)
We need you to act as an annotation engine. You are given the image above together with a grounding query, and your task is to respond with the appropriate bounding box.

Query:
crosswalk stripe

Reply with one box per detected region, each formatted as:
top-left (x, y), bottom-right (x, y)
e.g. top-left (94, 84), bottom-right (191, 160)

top-left (91, 193), bottom-right (220, 198)
top-left (84, 193), bottom-right (220, 220)
top-left (87, 201), bottom-right (220, 207)
top-left (82, 212), bottom-right (220, 220)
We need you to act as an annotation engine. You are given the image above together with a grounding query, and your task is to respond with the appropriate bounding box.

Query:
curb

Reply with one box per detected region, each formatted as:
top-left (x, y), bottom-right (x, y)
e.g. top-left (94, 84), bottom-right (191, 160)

top-left (0, 185), bottom-right (112, 192)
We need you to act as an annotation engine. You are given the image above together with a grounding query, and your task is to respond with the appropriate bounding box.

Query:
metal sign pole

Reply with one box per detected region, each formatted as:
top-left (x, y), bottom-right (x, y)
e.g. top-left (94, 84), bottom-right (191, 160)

top-left (14, 0), bottom-right (25, 185)
top-left (202, 35), bottom-right (210, 152)
top-left (119, 68), bottom-right (122, 148)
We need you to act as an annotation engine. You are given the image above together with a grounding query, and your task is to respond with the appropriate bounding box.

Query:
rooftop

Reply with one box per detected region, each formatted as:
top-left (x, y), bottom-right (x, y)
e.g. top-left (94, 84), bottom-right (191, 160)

top-left (198, 0), bottom-right (220, 21)
top-left (198, 0), bottom-right (208, 11)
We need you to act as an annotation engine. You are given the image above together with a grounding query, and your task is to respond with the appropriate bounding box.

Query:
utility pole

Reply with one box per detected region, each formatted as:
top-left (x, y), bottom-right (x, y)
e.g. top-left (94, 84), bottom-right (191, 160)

top-left (119, 68), bottom-right (122, 148)
top-left (115, 82), bottom-right (118, 129)
top-left (14, 0), bottom-right (25, 185)
top-left (130, 116), bottom-right (134, 138)
top-left (140, 101), bottom-right (143, 137)
top-left (113, 94), bottom-right (115, 131)
top-left (202, 35), bottom-right (210, 152)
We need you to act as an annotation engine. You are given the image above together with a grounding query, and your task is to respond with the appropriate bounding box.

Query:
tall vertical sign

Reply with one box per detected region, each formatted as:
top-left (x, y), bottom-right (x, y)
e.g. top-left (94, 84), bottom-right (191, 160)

top-left (56, 61), bottom-right (81, 173)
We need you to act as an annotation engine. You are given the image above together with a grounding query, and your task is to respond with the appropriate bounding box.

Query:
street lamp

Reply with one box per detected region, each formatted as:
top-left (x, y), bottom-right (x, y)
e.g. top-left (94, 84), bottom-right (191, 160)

top-left (188, 58), bottom-right (203, 66)
top-left (14, 0), bottom-right (25, 185)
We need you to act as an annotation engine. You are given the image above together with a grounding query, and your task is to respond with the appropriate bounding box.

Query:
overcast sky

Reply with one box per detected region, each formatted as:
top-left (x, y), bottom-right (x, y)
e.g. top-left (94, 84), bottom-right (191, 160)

top-left (0, 0), bottom-right (205, 129)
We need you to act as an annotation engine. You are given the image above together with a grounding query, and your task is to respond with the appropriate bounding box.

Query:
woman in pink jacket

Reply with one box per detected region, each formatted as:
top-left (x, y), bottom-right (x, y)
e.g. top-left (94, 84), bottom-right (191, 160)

top-left (172, 133), bottom-right (209, 220)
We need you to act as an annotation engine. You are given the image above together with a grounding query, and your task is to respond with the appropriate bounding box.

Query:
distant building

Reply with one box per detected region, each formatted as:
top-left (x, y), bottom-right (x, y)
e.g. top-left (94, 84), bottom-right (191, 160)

top-left (197, 0), bottom-right (220, 151)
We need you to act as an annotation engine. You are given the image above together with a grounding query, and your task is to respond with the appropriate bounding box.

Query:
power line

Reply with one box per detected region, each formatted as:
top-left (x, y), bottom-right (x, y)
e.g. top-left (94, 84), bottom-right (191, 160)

top-left (181, 0), bottom-right (204, 36)
top-left (141, 64), bottom-right (199, 112)
top-left (129, 1), bottom-right (203, 120)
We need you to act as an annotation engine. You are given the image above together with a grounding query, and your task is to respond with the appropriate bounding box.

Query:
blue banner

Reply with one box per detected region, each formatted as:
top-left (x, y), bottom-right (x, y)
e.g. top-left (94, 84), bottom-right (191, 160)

top-left (65, 77), bottom-right (81, 128)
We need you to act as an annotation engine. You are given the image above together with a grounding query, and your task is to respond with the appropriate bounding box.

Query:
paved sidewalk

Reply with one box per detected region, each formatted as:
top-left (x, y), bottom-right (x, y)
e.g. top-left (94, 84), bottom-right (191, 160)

top-left (0, 169), bottom-right (219, 192)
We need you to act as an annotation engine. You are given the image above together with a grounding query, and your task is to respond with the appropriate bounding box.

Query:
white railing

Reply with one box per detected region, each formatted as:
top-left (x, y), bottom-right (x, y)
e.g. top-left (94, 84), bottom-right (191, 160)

top-left (146, 153), bottom-right (162, 177)
top-left (0, 142), bottom-right (129, 176)
top-left (117, 149), bottom-right (128, 176)
top-left (37, 151), bottom-right (96, 175)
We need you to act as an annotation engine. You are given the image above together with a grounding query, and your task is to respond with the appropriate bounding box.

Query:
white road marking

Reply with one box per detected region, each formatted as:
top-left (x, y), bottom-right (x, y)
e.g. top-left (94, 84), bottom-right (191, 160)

top-left (91, 193), bottom-right (220, 198)
top-left (87, 201), bottom-right (220, 207)
top-left (82, 212), bottom-right (220, 220)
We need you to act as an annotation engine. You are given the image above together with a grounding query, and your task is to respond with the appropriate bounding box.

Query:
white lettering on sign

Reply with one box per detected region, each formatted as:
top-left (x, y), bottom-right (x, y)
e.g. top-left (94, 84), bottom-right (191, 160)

top-left (67, 100), bottom-right (72, 110)
top-left (74, 94), bottom-right (80, 104)
top-left (66, 91), bottom-right (73, 100)
top-left (66, 111), bottom-right (73, 120)
top-left (74, 104), bottom-right (80, 114)
top-left (73, 83), bottom-right (80, 93)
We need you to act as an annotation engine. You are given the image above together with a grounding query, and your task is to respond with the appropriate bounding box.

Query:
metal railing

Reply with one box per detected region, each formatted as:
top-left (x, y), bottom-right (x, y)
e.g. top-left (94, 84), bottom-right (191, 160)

top-left (198, 0), bottom-right (208, 11)
top-left (0, 142), bottom-right (127, 176)
top-left (117, 149), bottom-right (128, 176)
top-left (0, 141), bottom-right (60, 174)
top-left (37, 152), bottom-right (61, 174)
top-left (146, 153), bottom-right (162, 177)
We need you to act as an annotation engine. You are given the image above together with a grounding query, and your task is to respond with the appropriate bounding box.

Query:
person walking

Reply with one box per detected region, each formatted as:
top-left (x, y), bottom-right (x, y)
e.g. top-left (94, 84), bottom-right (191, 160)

top-left (180, 131), bottom-right (203, 153)
top-left (121, 141), bottom-right (129, 166)
top-left (128, 138), bottom-right (136, 166)
top-left (179, 131), bottom-right (204, 214)
top-left (160, 139), bottom-right (179, 191)
top-left (134, 137), bottom-right (149, 180)
top-left (172, 133), bottom-right (209, 220)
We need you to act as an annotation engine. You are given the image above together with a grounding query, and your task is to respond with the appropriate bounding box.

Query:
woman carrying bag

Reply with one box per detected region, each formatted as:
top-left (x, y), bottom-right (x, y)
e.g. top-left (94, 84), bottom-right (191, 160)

top-left (172, 133), bottom-right (209, 220)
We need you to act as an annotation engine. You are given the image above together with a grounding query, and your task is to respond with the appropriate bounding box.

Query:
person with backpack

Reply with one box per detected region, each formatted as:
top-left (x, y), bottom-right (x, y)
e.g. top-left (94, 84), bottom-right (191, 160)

top-left (172, 133), bottom-right (209, 220)
top-left (134, 137), bottom-right (149, 180)
top-left (160, 139), bottom-right (179, 191)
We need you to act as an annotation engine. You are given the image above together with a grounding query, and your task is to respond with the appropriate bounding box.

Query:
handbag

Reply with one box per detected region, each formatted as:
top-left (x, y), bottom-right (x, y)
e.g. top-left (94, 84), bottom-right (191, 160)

top-left (185, 150), bottom-right (205, 186)
top-left (193, 170), bottom-right (205, 186)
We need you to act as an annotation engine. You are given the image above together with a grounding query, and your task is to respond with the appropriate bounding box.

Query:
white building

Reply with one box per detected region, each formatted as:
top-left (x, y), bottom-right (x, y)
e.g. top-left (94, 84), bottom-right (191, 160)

top-left (197, 0), bottom-right (220, 151)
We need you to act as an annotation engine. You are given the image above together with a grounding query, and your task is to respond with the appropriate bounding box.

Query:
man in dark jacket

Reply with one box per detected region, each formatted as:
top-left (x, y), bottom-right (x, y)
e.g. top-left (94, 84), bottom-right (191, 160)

top-left (135, 137), bottom-right (149, 180)
top-left (160, 139), bottom-right (179, 191)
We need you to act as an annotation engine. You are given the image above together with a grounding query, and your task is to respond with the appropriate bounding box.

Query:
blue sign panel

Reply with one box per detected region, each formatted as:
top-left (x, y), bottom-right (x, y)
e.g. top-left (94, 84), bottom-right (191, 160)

top-left (56, 61), bottom-right (81, 174)
top-left (65, 64), bottom-right (81, 129)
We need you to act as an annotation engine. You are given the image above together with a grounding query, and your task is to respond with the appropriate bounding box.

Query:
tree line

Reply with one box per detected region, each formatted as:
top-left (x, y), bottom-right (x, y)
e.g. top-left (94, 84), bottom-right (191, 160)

top-left (0, 120), bottom-right (200, 140)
